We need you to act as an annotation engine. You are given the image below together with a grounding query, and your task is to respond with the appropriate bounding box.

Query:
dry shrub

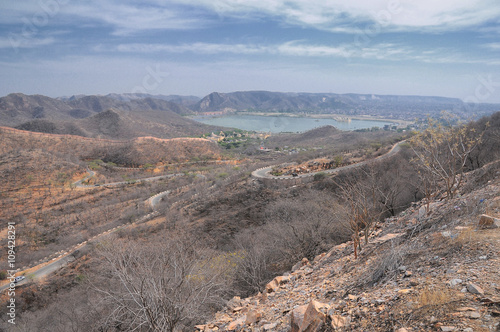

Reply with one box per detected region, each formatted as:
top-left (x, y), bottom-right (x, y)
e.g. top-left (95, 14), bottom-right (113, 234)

top-left (417, 285), bottom-right (452, 308)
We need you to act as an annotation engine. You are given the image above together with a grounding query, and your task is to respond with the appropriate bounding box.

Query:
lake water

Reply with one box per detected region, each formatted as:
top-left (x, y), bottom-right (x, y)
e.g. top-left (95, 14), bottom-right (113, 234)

top-left (193, 114), bottom-right (395, 133)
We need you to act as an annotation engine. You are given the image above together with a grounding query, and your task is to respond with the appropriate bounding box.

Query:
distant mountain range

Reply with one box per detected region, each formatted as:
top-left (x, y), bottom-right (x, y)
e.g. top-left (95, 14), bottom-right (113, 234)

top-left (59, 93), bottom-right (200, 107)
top-left (1, 91), bottom-right (499, 139)
top-left (193, 91), bottom-right (499, 120)
top-left (0, 93), bottom-right (215, 139)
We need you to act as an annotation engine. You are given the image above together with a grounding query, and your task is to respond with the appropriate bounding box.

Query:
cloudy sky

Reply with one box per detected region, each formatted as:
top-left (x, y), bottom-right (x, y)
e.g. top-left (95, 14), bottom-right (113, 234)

top-left (1, 1), bottom-right (500, 102)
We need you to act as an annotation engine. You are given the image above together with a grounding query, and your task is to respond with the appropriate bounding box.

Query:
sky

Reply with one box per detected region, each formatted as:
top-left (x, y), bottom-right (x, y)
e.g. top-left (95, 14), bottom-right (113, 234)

top-left (1, 1), bottom-right (500, 102)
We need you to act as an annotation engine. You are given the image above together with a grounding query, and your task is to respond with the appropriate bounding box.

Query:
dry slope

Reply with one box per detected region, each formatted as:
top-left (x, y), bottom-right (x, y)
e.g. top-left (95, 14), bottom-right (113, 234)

top-left (200, 162), bottom-right (500, 332)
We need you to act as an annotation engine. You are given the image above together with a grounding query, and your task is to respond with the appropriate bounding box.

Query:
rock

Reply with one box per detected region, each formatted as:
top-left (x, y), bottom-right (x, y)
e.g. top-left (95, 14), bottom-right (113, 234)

top-left (396, 328), bottom-right (409, 332)
top-left (226, 316), bottom-right (246, 331)
top-left (227, 296), bottom-right (243, 310)
top-left (275, 275), bottom-right (291, 285)
top-left (404, 271), bottom-right (412, 277)
top-left (456, 307), bottom-right (477, 312)
top-left (449, 279), bottom-right (463, 287)
top-left (347, 294), bottom-right (359, 301)
top-left (263, 322), bottom-right (278, 330)
top-left (291, 300), bottom-right (327, 332)
top-left (265, 279), bottom-right (279, 293)
top-left (265, 275), bottom-right (291, 293)
top-left (313, 252), bottom-right (326, 263)
top-left (330, 315), bottom-right (348, 329)
top-left (291, 304), bottom-right (308, 332)
top-left (467, 311), bottom-right (481, 319)
top-left (245, 310), bottom-right (262, 325)
top-left (466, 283), bottom-right (484, 295)
top-left (292, 258), bottom-right (310, 272)
top-left (418, 206), bottom-right (427, 219)
top-left (440, 326), bottom-right (456, 331)
top-left (478, 214), bottom-right (499, 229)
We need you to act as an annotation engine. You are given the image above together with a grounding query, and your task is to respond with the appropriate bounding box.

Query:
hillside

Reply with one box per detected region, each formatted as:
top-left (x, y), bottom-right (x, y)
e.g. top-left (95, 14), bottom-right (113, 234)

top-left (200, 161), bottom-right (500, 331)
top-left (0, 93), bottom-right (212, 138)
top-left (193, 91), bottom-right (500, 120)
top-left (0, 112), bottom-right (498, 331)
top-left (0, 126), bottom-right (222, 165)
top-left (0, 126), bottom-right (223, 273)
top-left (102, 93), bottom-right (200, 107)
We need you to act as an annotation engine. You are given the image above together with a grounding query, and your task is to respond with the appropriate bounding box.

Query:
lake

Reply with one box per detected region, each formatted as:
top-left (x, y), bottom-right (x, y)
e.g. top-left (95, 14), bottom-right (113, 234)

top-left (193, 114), bottom-right (395, 133)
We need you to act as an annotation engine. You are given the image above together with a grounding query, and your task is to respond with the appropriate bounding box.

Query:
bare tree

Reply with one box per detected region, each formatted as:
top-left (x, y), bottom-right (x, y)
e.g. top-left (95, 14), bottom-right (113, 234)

top-left (93, 238), bottom-right (228, 332)
top-left (335, 167), bottom-right (385, 258)
top-left (409, 116), bottom-right (484, 199)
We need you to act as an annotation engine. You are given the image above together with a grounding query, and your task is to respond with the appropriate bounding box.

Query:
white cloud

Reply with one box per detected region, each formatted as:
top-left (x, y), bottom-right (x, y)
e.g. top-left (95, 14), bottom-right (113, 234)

top-left (482, 42), bottom-right (500, 50)
top-left (172, 0), bottom-right (500, 32)
top-left (113, 40), bottom-right (500, 67)
top-left (116, 42), bottom-right (268, 54)
top-left (2, 0), bottom-right (498, 36)
top-left (0, 36), bottom-right (55, 49)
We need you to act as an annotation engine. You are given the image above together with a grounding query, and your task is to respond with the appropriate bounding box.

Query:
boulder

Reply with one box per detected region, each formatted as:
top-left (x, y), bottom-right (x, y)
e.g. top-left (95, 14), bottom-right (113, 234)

top-left (291, 300), bottom-right (328, 332)
top-left (265, 279), bottom-right (279, 293)
top-left (265, 275), bottom-right (291, 293)
top-left (291, 304), bottom-right (308, 332)
top-left (226, 316), bottom-right (246, 331)
top-left (466, 283), bottom-right (484, 295)
top-left (330, 315), bottom-right (349, 329)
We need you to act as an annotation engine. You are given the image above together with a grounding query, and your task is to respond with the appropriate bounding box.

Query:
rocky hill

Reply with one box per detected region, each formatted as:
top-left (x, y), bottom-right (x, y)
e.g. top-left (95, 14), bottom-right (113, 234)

top-left (0, 93), bottom-right (217, 138)
top-left (193, 91), bottom-right (499, 120)
top-left (102, 93), bottom-right (200, 107)
top-left (199, 161), bottom-right (500, 331)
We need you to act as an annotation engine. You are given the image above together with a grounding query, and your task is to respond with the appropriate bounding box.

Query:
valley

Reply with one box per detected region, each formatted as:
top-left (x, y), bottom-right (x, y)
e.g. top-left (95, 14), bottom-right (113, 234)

top-left (0, 92), bottom-right (499, 331)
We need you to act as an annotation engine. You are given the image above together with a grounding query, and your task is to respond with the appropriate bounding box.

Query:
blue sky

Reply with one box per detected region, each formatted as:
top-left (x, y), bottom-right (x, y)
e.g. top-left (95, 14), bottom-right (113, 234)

top-left (1, 0), bottom-right (500, 102)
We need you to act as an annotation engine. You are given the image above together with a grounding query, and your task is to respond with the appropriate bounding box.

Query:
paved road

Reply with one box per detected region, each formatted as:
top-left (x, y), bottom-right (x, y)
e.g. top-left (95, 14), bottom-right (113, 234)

top-left (0, 253), bottom-right (76, 292)
top-left (73, 171), bottom-right (184, 188)
top-left (252, 140), bottom-right (404, 180)
top-left (148, 190), bottom-right (170, 208)
top-left (0, 172), bottom-right (187, 292)
top-left (73, 169), bottom-right (96, 186)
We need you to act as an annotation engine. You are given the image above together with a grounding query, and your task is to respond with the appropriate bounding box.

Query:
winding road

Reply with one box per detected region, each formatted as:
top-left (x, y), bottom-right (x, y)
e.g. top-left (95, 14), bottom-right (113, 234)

top-left (0, 170), bottom-right (185, 292)
top-left (1, 143), bottom-right (404, 292)
top-left (74, 170), bottom-right (184, 188)
top-left (252, 140), bottom-right (404, 180)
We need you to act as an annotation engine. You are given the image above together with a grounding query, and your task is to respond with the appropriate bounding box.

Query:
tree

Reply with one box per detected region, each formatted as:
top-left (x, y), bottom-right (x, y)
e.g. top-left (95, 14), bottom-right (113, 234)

top-left (94, 239), bottom-right (228, 332)
top-left (409, 116), bottom-right (484, 200)
top-left (335, 168), bottom-right (384, 258)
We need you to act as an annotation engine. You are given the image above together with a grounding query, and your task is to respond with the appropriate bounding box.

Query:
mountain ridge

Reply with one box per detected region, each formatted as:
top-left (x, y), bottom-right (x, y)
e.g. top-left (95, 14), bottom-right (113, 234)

top-left (193, 91), bottom-right (499, 120)
top-left (0, 93), bottom-right (216, 139)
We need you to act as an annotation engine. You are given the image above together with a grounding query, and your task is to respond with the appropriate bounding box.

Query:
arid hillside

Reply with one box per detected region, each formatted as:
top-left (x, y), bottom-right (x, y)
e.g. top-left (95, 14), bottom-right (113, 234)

top-left (0, 93), bottom-right (221, 139)
top-left (0, 126), bottom-right (222, 165)
top-left (0, 113), bottom-right (499, 331)
top-left (0, 127), bottom-right (224, 271)
top-left (201, 160), bottom-right (500, 331)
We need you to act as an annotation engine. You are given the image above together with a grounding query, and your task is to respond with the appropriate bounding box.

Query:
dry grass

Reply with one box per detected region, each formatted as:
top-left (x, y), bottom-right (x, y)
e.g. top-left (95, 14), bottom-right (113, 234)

top-left (417, 285), bottom-right (452, 308)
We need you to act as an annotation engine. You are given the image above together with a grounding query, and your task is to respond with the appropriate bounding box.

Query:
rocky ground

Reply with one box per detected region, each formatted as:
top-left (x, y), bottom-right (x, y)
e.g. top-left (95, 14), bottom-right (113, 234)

top-left (198, 162), bottom-right (500, 331)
